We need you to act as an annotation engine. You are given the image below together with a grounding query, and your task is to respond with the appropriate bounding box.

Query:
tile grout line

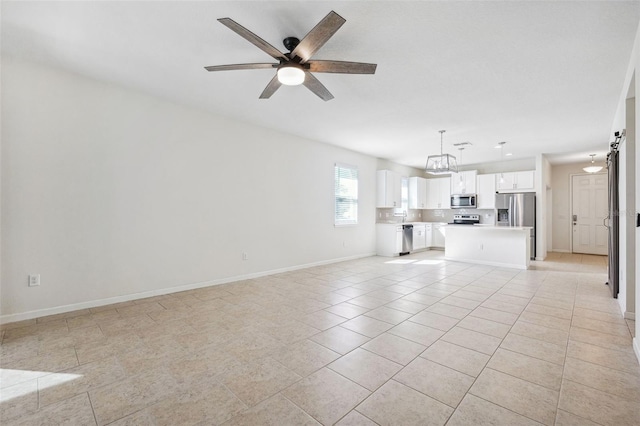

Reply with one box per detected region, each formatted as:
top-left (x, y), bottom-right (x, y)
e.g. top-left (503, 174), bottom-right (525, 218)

top-left (442, 272), bottom-right (534, 424)
top-left (86, 391), bottom-right (100, 426)
top-left (552, 278), bottom-right (577, 425)
top-left (448, 271), bottom-right (558, 424)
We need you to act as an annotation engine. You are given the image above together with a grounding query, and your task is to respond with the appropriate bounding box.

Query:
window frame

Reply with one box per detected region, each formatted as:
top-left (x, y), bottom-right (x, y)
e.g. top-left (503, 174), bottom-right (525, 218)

top-left (334, 163), bottom-right (359, 227)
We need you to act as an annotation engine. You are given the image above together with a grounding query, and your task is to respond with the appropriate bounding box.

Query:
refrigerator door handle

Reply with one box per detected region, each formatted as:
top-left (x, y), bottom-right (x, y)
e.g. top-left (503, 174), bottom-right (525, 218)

top-left (603, 216), bottom-right (609, 229)
top-left (510, 196), bottom-right (516, 227)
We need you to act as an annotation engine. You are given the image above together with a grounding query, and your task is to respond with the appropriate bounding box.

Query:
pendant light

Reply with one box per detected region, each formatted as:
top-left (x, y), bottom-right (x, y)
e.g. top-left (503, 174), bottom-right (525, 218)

top-left (458, 147), bottom-right (465, 186)
top-left (496, 141), bottom-right (506, 183)
top-left (425, 130), bottom-right (458, 175)
top-left (583, 154), bottom-right (603, 173)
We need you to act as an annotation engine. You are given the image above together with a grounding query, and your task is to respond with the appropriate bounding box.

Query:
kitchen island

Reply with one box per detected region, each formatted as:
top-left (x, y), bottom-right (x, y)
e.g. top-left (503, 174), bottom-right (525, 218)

top-left (444, 225), bottom-right (532, 270)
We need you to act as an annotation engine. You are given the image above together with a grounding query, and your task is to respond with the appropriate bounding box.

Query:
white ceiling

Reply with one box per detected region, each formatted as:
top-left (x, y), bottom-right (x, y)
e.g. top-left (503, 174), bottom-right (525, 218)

top-left (2, 1), bottom-right (638, 168)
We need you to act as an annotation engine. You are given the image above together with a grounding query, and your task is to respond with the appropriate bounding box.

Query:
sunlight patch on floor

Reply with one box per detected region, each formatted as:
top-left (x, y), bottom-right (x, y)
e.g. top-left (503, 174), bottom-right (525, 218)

top-left (413, 259), bottom-right (444, 265)
top-left (384, 259), bottom-right (417, 264)
top-left (0, 369), bottom-right (82, 402)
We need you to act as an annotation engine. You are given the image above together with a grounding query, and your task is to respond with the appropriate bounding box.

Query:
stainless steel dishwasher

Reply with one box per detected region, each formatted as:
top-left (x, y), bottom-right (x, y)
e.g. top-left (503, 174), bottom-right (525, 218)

top-left (401, 224), bottom-right (413, 254)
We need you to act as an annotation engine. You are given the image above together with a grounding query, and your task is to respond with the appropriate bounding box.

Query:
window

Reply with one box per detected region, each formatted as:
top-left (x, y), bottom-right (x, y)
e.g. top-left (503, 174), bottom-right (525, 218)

top-left (334, 163), bottom-right (358, 226)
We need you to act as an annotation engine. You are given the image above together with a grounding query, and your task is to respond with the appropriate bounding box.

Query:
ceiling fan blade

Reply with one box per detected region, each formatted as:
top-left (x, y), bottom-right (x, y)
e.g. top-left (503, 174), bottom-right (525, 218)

top-left (290, 11), bottom-right (346, 63)
top-left (307, 60), bottom-right (377, 74)
top-left (302, 72), bottom-right (334, 101)
top-left (259, 74), bottom-right (282, 99)
top-left (205, 63), bottom-right (277, 72)
top-left (218, 18), bottom-right (288, 61)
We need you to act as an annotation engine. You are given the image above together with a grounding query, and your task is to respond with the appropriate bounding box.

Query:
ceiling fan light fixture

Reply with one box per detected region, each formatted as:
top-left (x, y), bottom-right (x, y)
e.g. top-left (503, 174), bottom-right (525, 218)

top-left (583, 154), bottom-right (603, 173)
top-left (277, 64), bottom-right (305, 86)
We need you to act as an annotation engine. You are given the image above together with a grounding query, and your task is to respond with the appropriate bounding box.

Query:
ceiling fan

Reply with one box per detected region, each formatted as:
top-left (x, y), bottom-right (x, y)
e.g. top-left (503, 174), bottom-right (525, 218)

top-left (204, 11), bottom-right (377, 101)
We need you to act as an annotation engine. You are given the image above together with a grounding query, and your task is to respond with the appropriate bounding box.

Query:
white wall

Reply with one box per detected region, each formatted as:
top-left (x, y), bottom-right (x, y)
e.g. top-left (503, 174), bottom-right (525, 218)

top-left (535, 154), bottom-right (551, 260)
top-left (1, 57), bottom-right (381, 321)
top-left (609, 21), bottom-right (640, 360)
top-left (618, 97), bottom-right (636, 319)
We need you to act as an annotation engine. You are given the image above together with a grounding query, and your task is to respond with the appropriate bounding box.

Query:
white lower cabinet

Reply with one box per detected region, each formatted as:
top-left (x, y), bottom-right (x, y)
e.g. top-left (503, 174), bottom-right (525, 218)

top-left (432, 223), bottom-right (446, 248)
top-left (377, 222), bottom-right (444, 256)
top-left (376, 224), bottom-right (403, 256)
top-left (413, 224), bottom-right (427, 250)
top-left (425, 224), bottom-right (433, 248)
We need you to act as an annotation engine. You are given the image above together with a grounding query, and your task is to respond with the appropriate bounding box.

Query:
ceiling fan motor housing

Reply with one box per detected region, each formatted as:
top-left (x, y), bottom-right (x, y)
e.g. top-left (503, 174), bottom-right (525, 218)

top-left (283, 37), bottom-right (300, 52)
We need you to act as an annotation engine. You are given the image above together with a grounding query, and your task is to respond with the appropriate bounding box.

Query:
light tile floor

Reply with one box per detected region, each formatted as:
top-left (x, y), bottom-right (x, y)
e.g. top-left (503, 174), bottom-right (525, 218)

top-left (1, 250), bottom-right (639, 425)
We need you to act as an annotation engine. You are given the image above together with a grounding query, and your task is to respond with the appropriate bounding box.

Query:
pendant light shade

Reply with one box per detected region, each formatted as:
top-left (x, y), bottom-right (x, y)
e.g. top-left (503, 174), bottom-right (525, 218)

top-left (583, 154), bottom-right (603, 173)
top-left (425, 130), bottom-right (458, 175)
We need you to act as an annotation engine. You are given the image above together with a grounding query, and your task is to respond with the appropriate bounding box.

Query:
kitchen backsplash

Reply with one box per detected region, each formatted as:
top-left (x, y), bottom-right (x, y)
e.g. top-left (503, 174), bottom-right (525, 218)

top-left (376, 208), bottom-right (424, 223)
top-left (376, 208), bottom-right (496, 224)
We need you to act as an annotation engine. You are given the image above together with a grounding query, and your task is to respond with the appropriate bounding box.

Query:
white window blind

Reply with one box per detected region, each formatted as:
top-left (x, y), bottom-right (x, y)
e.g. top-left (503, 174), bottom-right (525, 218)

top-left (334, 164), bottom-right (358, 226)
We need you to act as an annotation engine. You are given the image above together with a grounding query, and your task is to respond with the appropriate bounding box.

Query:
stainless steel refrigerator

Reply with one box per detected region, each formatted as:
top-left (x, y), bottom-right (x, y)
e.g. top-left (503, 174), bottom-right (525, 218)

top-left (495, 192), bottom-right (536, 259)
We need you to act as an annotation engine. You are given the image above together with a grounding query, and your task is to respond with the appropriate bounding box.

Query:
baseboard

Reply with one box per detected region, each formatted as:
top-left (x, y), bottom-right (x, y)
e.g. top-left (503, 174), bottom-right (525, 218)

top-left (443, 256), bottom-right (528, 270)
top-left (624, 312), bottom-right (636, 320)
top-left (0, 252), bottom-right (376, 324)
top-left (634, 337), bottom-right (640, 366)
top-left (551, 249), bottom-right (571, 253)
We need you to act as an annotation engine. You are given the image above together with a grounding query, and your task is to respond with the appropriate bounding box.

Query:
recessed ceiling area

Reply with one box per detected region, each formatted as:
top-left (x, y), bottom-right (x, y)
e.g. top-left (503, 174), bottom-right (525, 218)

top-left (2, 1), bottom-right (638, 168)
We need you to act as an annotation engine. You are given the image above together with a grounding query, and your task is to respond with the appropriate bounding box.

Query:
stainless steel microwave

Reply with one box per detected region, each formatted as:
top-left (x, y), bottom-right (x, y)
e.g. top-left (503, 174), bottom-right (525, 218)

top-left (451, 194), bottom-right (477, 209)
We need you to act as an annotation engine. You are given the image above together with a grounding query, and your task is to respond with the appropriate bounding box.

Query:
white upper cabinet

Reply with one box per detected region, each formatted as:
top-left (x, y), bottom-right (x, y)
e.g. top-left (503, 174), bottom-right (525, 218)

top-left (426, 177), bottom-right (451, 209)
top-left (450, 170), bottom-right (477, 194)
top-left (439, 178), bottom-right (452, 208)
top-left (408, 177), bottom-right (427, 209)
top-left (514, 171), bottom-right (535, 190)
top-left (496, 172), bottom-right (515, 191)
top-left (495, 170), bottom-right (536, 192)
top-left (476, 174), bottom-right (496, 209)
top-left (376, 170), bottom-right (402, 208)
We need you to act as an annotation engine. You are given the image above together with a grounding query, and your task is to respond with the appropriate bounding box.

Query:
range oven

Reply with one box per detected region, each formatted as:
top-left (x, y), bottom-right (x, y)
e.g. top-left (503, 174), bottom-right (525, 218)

top-left (450, 194), bottom-right (477, 209)
top-left (449, 214), bottom-right (480, 225)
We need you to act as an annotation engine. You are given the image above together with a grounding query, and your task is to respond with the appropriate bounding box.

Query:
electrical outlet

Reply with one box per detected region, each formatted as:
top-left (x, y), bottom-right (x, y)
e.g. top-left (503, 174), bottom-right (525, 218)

top-left (28, 274), bottom-right (40, 287)
top-left (242, 252), bottom-right (248, 261)
top-left (385, 213), bottom-right (390, 218)
top-left (378, 212), bottom-right (382, 218)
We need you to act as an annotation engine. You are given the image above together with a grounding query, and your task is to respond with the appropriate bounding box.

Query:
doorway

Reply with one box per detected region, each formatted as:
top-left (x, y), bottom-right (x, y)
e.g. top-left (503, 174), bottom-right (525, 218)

top-left (572, 173), bottom-right (608, 255)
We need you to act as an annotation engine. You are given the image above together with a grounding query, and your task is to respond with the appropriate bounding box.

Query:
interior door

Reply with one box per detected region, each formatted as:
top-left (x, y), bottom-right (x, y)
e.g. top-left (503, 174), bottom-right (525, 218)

top-left (572, 173), bottom-right (608, 255)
